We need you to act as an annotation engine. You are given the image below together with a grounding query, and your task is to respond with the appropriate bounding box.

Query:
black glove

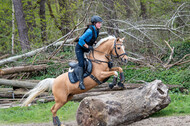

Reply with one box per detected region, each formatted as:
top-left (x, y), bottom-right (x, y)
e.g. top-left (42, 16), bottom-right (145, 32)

top-left (88, 46), bottom-right (93, 50)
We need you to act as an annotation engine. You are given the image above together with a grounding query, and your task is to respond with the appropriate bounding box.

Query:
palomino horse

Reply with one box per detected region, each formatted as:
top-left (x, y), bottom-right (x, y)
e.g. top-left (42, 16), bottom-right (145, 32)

top-left (22, 36), bottom-right (128, 126)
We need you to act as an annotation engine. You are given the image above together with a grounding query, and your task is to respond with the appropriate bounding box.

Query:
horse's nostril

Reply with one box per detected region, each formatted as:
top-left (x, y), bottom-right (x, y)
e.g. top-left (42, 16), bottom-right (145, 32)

top-left (124, 59), bottom-right (128, 63)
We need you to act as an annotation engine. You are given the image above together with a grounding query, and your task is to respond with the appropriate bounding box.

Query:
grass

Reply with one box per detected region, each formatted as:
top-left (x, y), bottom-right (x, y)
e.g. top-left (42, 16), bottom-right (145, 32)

top-left (0, 101), bottom-right (79, 124)
top-left (151, 92), bottom-right (190, 117)
top-left (1, 92), bottom-right (190, 124)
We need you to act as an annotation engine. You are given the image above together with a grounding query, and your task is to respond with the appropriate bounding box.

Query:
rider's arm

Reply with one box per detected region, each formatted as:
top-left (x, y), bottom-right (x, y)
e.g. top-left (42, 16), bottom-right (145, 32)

top-left (78, 29), bottom-right (92, 48)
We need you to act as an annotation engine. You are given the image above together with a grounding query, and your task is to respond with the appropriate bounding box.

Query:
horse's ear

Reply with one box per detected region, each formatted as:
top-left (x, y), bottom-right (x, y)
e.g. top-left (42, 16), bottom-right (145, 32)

top-left (116, 37), bottom-right (120, 42)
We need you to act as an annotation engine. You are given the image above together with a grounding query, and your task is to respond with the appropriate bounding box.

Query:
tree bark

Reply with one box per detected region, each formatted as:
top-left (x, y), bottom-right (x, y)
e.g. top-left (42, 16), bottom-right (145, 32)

top-left (76, 80), bottom-right (171, 126)
top-left (58, 0), bottom-right (70, 35)
top-left (12, 0), bottom-right (15, 54)
top-left (13, 0), bottom-right (30, 51)
top-left (139, 0), bottom-right (147, 19)
top-left (0, 79), bottom-right (37, 89)
top-left (0, 64), bottom-right (48, 75)
top-left (39, 0), bottom-right (47, 42)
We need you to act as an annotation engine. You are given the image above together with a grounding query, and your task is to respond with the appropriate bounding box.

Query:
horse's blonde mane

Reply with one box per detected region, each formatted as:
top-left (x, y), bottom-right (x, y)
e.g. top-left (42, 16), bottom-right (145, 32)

top-left (94, 36), bottom-right (116, 49)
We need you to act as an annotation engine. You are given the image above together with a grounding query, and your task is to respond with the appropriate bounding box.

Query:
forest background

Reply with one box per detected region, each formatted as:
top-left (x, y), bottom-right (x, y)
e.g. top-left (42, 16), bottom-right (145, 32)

top-left (0, 0), bottom-right (189, 84)
top-left (0, 0), bottom-right (190, 124)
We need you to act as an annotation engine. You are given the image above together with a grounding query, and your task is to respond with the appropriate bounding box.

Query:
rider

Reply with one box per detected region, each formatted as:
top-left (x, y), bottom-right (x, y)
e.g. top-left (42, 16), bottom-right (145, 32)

top-left (75, 15), bottom-right (103, 90)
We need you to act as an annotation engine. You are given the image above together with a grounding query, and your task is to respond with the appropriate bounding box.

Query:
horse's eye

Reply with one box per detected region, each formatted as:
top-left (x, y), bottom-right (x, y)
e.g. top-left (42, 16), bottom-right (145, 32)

top-left (117, 47), bottom-right (120, 50)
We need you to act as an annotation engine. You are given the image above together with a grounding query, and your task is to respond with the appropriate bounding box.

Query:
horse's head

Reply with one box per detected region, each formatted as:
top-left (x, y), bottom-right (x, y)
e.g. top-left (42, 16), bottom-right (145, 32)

top-left (111, 37), bottom-right (128, 63)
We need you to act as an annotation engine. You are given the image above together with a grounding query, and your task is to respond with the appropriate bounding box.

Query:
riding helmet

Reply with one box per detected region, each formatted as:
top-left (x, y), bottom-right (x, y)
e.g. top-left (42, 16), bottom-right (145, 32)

top-left (91, 15), bottom-right (103, 23)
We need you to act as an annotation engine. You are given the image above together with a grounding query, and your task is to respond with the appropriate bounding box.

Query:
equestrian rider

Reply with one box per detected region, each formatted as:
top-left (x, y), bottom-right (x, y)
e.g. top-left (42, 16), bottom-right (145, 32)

top-left (75, 15), bottom-right (103, 90)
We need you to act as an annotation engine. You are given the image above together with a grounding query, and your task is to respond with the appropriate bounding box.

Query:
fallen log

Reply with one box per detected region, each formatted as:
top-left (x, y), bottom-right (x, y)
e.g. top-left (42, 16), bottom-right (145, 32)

top-left (0, 64), bottom-right (48, 75)
top-left (0, 79), bottom-right (37, 88)
top-left (76, 80), bottom-right (171, 126)
top-left (0, 54), bottom-right (10, 60)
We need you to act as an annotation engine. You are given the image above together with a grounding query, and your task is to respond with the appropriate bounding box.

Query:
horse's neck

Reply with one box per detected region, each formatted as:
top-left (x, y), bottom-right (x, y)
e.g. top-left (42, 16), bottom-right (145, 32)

top-left (95, 39), bottom-right (114, 55)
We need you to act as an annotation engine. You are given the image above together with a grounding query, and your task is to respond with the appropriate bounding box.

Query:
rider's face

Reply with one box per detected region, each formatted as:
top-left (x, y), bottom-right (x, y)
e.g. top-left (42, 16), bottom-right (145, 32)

top-left (95, 22), bottom-right (102, 29)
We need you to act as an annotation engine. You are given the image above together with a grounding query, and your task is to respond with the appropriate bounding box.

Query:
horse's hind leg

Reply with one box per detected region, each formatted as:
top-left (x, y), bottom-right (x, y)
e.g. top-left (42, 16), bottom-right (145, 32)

top-left (51, 95), bottom-right (74, 126)
top-left (51, 94), bottom-right (67, 126)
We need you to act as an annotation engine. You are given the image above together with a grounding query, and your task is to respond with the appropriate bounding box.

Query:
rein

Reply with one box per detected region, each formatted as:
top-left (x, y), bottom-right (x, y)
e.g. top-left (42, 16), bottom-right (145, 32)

top-left (89, 39), bottom-right (127, 65)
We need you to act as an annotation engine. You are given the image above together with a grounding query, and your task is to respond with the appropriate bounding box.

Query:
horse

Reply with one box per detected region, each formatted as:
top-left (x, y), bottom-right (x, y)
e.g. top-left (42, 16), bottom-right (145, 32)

top-left (22, 36), bottom-right (128, 126)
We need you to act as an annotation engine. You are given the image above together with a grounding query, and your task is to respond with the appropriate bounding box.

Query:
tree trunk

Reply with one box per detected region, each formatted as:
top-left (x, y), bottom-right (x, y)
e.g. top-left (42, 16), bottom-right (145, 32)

top-left (76, 80), bottom-right (171, 126)
top-left (0, 64), bottom-right (48, 75)
top-left (13, 0), bottom-right (30, 51)
top-left (58, 0), bottom-right (70, 35)
top-left (139, 0), bottom-right (147, 19)
top-left (0, 79), bottom-right (37, 89)
top-left (39, 0), bottom-right (47, 42)
top-left (12, 0), bottom-right (15, 54)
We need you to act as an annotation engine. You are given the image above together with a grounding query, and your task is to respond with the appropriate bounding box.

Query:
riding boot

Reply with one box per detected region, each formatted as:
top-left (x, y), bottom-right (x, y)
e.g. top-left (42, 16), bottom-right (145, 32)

top-left (78, 67), bottom-right (85, 90)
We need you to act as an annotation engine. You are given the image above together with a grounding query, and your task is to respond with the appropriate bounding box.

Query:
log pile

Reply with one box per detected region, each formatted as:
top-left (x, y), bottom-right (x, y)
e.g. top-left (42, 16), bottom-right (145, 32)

top-left (76, 80), bottom-right (171, 126)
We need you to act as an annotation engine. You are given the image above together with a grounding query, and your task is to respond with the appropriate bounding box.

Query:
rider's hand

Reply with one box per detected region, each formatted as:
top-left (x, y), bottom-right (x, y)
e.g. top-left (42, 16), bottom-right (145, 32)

top-left (88, 46), bottom-right (93, 50)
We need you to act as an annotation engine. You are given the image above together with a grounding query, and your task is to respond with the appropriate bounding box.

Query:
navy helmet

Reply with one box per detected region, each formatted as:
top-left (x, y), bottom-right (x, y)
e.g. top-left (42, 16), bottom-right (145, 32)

top-left (91, 15), bottom-right (103, 24)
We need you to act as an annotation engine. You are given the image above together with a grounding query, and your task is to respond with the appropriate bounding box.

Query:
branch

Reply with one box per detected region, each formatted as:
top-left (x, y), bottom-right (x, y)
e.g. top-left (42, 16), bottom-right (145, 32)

top-left (163, 40), bottom-right (174, 66)
top-left (48, 2), bottom-right (92, 60)
top-left (165, 54), bottom-right (190, 69)
top-left (127, 56), bottom-right (155, 69)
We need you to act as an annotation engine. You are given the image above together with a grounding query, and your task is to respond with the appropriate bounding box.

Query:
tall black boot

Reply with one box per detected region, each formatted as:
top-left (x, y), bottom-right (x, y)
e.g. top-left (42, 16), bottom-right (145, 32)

top-left (78, 67), bottom-right (85, 90)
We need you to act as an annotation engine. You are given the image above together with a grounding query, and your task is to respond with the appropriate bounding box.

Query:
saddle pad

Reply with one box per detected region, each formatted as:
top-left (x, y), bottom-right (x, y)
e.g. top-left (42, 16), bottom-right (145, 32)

top-left (68, 59), bottom-right (92, 83)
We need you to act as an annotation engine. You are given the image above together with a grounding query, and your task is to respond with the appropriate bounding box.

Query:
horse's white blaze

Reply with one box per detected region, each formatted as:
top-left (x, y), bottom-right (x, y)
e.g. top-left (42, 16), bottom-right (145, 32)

top-left (121, 45), bottom-right (125, 52)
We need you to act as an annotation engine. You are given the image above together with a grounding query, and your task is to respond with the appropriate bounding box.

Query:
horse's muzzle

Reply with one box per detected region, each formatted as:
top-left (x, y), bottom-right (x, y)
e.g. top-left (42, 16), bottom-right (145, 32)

top-left (121, 58), bottom-right (128, 63)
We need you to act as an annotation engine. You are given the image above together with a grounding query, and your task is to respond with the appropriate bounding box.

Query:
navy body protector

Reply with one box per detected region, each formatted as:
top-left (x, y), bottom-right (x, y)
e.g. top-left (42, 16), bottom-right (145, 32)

top-left (85, 25), bottom-right (99, 46)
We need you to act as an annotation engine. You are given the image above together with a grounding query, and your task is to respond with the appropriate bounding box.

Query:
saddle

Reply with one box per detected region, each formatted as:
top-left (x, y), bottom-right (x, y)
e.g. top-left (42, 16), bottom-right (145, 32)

top-left (68, 59), bottom-right (92, 83)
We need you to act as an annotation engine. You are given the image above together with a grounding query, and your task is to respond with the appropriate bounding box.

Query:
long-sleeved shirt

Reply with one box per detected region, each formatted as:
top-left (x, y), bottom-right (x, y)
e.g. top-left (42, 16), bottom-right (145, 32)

top-left (78, 25), bottom-right (98, 47)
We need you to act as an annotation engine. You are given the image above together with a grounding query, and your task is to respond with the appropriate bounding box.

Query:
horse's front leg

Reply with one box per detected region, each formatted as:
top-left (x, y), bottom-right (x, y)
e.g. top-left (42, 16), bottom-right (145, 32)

top-left (110, 67), bottom-right (125, 88)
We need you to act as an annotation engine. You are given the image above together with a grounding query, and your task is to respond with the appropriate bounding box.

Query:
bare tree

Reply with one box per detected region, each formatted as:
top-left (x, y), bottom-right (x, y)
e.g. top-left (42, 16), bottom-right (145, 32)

top-left (13, 0), bottom-right (30, 51)
top-left (11, 0), bottom-right (15, 54)
top-left (39, 0), bottom-right (47, 42)
top-left (139, 0), bottom-right (147, 19)
top-left (58, 0), bottom-right (70, 35)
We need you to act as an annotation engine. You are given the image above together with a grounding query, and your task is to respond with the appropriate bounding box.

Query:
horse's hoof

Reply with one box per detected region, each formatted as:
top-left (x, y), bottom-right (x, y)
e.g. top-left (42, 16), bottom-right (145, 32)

top-left (109, 83), bottom-right (115, 89)
top-left (117, 82), bottom-right (125, 89)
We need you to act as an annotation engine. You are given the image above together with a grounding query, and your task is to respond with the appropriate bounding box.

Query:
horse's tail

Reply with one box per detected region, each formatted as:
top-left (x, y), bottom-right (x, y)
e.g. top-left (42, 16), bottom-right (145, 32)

top-left (21, 78), bottom-right (55, 107)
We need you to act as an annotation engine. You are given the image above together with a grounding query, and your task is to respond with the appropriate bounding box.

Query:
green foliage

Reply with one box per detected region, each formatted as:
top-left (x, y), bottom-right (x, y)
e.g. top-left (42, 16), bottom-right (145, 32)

top-left (0, 0), bottom-right (12, 53)
top-left (151, 92), bottom-right (190, 117)
top-left (0, 101), bottom-right (79, 124)
top-left (123, 65), bottom-right (190, 88)
top-left (172, 39), bottom-right (190, 61)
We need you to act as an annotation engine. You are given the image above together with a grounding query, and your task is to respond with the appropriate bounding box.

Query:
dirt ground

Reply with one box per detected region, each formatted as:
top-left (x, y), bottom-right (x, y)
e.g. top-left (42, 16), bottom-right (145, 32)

top-left (1, 115), bottom-right (190, 126)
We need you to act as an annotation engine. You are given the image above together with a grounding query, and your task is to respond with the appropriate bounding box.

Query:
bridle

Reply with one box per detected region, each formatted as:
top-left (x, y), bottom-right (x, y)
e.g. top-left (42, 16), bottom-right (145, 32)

top-left (89, 39), bottom-right (127, 65)
top-left (111, 39), bottom-right (127, 59)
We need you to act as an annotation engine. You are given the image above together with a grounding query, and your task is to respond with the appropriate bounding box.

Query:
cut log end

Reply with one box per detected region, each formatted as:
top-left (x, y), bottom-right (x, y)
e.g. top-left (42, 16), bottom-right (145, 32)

top-left (76, 80), bottom-right (171, 126)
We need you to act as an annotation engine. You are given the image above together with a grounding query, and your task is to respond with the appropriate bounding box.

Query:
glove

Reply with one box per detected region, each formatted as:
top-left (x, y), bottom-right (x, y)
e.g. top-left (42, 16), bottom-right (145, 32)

top-left (88, 46), bottom-right (93, 50)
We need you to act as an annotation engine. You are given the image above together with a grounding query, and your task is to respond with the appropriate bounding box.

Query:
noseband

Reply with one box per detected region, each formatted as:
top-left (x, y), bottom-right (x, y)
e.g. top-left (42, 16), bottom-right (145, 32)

top-left (112, 39), bottom-right (127, 58)
top-left (89, 38), bottom-right (127, 65)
